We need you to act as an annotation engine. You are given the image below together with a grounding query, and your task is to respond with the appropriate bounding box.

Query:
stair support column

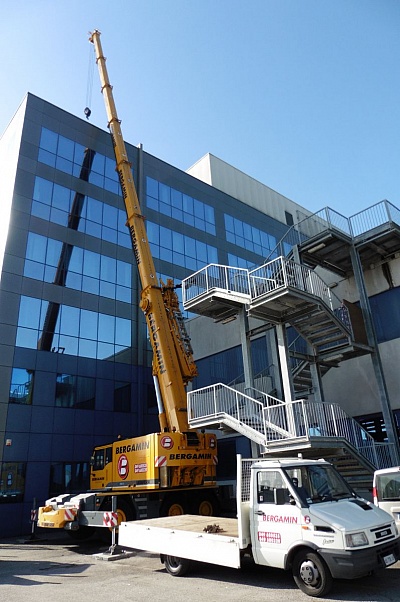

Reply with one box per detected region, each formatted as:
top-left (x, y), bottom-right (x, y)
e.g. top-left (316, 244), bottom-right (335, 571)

top-left (276, 323), bottom-right (297, 435)
top-left (350, 246), bottom-right (400, 466)
top-left (309, 361), bottom-right (324, 402)
top-left (239, 308), bottom-right (259, 457)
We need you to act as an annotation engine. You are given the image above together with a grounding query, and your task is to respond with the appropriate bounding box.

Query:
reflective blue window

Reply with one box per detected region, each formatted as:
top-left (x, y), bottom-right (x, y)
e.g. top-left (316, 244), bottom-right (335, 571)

top-left (80, 309), bottom-right (98, 340)
top-left (228, 253), bottom-right (257, 269)
top-left (146, 177), bottom-right (215, 235)
top-left (32, 177), bottom-right (131, 249)
top-left (39, 128), bottom-right (121, 195)
top-left (58, 136), bottom-right (74, 161)
top-left (24, 232), bottom-right (131, 303)
top-left (9, 368), bottom-right (34, 404)
top-left (224, 214), bottom-right (276, 257)
top-left (60, 306), bottom-right (80, 337)
top-left (40, 128), bottom-right (58, 153)
top-left (16, 296), bottom-right (132, 361)
top-left (148, 222), bottom-right (218, 271)
top-left (33, 177), bottom-right (53, 205)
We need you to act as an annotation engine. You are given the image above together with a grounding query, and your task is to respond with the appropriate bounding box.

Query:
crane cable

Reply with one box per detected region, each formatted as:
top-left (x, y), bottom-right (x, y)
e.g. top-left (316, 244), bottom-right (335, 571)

top-left (84, 41), bottom-right (95, 119)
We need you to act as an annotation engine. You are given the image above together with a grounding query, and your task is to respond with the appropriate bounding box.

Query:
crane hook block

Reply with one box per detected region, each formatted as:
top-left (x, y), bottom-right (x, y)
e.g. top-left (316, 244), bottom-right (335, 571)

top-left (84, 107), bottom-right (91, 119)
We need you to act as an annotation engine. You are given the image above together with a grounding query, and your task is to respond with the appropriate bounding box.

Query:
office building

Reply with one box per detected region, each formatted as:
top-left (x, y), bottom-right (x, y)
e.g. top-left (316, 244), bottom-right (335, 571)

top-left (0, 93), bottom-right (303, 535)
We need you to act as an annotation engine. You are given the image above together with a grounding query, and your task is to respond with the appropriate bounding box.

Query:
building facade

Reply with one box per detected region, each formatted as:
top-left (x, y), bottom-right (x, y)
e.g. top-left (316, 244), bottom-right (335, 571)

top-left (0, 94), bottom-right (303, 536)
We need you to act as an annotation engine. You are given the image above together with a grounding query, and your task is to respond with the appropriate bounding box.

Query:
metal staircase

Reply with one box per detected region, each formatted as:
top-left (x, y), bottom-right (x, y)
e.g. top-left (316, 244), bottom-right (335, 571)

top-left (187, 382), bottom-right (394, 493)
top-left (247, 257), bottom-right (371, 360)
top-left (181, 201), bottom-right (400, 490)
top-left (183, 257), bottom-right (371, 363)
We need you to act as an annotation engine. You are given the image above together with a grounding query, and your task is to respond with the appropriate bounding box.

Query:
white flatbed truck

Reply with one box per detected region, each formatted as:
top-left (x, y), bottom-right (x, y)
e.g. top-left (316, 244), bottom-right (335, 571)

top-left (119, 456), bottom-right (400, 597)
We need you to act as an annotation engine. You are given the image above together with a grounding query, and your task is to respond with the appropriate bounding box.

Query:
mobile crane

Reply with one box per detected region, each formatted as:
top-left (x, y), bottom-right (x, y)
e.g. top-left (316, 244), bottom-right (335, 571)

top-left (38, 30), bottom-right (217, 538)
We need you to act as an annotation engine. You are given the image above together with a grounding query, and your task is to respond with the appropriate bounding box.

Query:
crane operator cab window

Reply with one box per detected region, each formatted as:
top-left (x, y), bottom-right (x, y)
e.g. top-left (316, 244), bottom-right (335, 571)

top-left (91, 447), bottom-right (112, 471)
top-left (257, 470), bottom-right (290, 505)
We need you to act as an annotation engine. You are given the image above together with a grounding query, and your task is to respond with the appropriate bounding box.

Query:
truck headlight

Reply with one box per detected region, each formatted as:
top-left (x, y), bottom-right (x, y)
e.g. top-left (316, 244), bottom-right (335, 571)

top-left (345, 531), bottom-right (368, 548)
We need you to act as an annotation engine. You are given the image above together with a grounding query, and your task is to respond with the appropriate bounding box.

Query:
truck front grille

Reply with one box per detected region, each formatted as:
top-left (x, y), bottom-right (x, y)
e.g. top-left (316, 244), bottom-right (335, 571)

top-left (371, 523), bottom-right (395, 544)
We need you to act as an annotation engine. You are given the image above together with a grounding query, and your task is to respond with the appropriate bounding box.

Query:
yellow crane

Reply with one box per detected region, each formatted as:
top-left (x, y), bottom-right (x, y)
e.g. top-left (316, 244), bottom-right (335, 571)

top-left (38, 31), bottom-right (217, 538)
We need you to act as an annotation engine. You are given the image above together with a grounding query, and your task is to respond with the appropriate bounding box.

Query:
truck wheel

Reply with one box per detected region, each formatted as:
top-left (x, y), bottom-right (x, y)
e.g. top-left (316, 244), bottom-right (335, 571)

top-left (163, 555), bottom-right (192, 577)
top-left (292, 550), bottom-right (333, 597)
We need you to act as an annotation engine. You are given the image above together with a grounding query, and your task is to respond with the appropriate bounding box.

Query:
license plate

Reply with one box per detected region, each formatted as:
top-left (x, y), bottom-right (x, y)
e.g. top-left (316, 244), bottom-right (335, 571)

top-left (383, 553), bottom-right (396, 566)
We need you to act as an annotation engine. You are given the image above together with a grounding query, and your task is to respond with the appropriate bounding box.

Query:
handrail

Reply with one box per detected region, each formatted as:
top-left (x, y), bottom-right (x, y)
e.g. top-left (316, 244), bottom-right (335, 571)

top-left (248, 256), bottom-right (351, 326)
top-left (187, 382), bottom-right (393, 469)
top-left (267, 201), bottom-right (400, 261)
top-left (266, 206), bottom-right (351, 261)
top-left (350, 200), bottom-right (400, 237)
top-left (182, 263), bottom-right (250, 306)
top-left (249, 256), bottom-right (333, 306)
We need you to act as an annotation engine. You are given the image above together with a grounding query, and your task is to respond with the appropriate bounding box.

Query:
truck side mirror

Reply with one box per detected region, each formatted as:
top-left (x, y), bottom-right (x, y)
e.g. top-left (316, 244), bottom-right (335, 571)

top-left (274, 488), bottom-right (287, 505)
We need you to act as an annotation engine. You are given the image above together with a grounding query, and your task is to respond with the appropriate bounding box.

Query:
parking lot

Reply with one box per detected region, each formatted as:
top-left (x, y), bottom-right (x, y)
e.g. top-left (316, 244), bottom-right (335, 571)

top-left (1, 531), bottom-right (400, 602)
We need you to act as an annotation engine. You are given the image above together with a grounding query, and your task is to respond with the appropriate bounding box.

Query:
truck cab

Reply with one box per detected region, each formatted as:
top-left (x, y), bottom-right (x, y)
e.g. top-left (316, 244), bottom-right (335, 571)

top-left (250, 458), bottom-right (400, 596)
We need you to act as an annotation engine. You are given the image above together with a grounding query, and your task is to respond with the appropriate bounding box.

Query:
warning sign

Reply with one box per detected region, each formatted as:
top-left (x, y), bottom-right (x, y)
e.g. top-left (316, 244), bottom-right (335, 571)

top-left (155, 455), bottom-right (167, 467)
top-left (117, 454), bottom-right (129, 479)
top-left (103, 511), bottom-right (118, 527)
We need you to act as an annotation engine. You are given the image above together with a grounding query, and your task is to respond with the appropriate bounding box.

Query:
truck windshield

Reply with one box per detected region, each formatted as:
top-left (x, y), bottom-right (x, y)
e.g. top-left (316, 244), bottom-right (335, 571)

top-left (285, 464), bottom-right (354, 505)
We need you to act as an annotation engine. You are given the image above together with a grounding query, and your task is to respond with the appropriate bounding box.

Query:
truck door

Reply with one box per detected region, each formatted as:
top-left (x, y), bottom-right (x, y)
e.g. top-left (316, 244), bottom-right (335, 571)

top-left (251, 469), bottom-right (302, 569)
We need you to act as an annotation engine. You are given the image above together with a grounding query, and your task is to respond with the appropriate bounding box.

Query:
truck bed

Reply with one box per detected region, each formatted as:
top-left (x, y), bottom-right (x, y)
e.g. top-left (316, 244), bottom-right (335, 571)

top-left (118, 515), bottom-right (243, 569)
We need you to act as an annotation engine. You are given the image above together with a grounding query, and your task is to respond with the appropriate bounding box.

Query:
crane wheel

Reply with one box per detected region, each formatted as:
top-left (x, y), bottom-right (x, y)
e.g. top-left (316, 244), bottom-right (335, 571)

top-left (161, 496), bottom-right (186, 516)
top-left (166, 501), bottom-right (185, 516)
top-left (191, 492), bottom-right (218, 516)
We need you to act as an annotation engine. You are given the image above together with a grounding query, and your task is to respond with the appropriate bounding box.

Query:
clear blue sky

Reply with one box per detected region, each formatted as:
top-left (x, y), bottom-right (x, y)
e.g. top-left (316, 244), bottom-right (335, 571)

top-left (1, 0), bottom-right (399, 216)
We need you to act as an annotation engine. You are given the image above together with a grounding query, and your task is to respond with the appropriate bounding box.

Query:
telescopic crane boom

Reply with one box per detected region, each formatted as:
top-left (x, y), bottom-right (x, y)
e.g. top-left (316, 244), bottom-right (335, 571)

top-left (37, 32), bottom-right (217, 537)
top-left (89, 30), bottom-right (197, 434)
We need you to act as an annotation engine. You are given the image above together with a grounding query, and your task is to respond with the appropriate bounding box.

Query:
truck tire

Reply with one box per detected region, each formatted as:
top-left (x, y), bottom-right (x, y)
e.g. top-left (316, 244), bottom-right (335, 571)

top-left (292, 550), bottom-right (333, 597)
top-left (163, 555), bottom-right (192, 577)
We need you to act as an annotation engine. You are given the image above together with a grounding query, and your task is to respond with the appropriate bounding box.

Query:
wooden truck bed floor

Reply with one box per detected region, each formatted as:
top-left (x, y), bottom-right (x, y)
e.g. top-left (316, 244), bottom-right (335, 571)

top-left (128, 514), bottom-right (239, 538)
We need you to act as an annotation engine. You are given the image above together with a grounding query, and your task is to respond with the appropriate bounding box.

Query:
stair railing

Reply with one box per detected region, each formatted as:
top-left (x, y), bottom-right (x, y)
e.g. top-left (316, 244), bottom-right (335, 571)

top-left (187, 382), bottom-right (393, 469)
top-left (182, 263), bottom-right (250, 306)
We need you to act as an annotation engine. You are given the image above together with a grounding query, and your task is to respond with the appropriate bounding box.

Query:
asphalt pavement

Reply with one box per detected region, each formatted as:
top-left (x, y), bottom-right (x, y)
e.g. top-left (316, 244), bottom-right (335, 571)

top-left (1, 530), bottom-right (400, 602)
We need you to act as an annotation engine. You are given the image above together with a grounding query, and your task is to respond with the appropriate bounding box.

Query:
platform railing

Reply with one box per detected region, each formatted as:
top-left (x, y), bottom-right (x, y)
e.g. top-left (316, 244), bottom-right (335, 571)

top-left (350, 200), bottom-right (400, 237)
top-left (248, 256), bottom-right (342, 312)
top-left (268, 201), bottom-right (400, 261)
top-left (182, 264), bottom-right (250, 306)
